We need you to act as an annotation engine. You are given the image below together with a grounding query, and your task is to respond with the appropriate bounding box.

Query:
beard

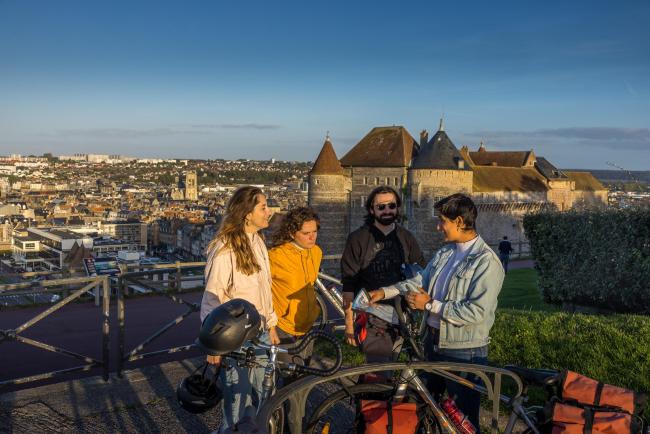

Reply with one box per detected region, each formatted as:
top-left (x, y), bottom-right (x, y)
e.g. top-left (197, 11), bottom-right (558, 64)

top-left (375, 213), bottom-right (397, 225)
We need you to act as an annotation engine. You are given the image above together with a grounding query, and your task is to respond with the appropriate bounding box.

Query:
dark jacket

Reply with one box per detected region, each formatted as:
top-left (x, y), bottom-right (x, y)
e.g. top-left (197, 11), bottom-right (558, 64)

top-left (341, 224), bottom-right (426, 295)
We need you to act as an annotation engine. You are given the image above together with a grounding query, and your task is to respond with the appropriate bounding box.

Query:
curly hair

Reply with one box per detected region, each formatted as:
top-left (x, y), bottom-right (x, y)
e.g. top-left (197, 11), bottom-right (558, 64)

top-left (271, 207), bottom-right (320, 248)
top-left (207, 186), bottom-right (265, 276)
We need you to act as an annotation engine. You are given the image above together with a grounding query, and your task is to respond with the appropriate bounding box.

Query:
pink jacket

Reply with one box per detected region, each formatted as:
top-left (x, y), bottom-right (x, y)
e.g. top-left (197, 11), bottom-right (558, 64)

top-left (200, 232), bottom-right (278, 329)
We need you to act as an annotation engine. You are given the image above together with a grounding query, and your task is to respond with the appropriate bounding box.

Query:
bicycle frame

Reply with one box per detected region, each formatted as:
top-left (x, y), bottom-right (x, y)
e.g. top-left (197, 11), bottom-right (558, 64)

top-left (315, 273), bottom-right (345, 317)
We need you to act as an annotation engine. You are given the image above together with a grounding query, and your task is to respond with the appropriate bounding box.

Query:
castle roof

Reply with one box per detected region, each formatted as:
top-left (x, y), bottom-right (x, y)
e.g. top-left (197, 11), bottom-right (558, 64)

top-left (472, 166), bottom-right (549, 192)
top-left (339, 126), bottom-right (418, 167)
top-left (309, 137), bottom-right (345, 175)
top-left (411, 126), bottom-right (470, 170)
top-left (564, 171), bottom-right (606, 191)
top-left (469, 149), bottom-right (535, 167)
top-left (535, 157), bottom-right (567, 179)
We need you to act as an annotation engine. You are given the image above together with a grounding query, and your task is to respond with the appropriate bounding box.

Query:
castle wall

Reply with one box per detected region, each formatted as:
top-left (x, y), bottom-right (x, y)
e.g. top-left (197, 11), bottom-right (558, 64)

top-left (546, 180), bottom-right (574, 211)
top-left (406, 169), bottom-right (473, 259)
top-left (308, 174), bottom-right (351, 263)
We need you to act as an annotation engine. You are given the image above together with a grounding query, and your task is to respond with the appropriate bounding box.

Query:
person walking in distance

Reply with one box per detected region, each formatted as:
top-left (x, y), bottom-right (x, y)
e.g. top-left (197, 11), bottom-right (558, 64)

top-left (341, 186), bottom-right (426, 363)
top-left (498, 235), bottom-right (513, 273)
top-left (200, 186), bottom-right (280, 433)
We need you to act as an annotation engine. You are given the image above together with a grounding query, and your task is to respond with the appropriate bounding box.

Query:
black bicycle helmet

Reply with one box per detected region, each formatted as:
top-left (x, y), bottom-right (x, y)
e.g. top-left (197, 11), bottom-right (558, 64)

top-left (196, 298), bottom-right (261, 355)
top-left (176, 363), bottom-right (222, 414)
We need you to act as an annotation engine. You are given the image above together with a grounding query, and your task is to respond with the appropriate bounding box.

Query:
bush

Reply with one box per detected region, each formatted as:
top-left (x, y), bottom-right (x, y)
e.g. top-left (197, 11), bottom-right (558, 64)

top-left (490, 309), bottom-right (650, 395)
top-left (523, 209), bottom-right (650, 314)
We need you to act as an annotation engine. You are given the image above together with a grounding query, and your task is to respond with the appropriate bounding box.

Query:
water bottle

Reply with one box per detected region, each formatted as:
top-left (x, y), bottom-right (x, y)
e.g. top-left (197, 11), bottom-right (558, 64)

top-left (441, 398), bottom-right (477, 434)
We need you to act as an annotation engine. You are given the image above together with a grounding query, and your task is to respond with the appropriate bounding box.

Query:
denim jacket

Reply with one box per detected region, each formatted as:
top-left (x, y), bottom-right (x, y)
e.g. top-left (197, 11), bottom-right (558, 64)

top-left (384, 235), bottom-right (504, 349)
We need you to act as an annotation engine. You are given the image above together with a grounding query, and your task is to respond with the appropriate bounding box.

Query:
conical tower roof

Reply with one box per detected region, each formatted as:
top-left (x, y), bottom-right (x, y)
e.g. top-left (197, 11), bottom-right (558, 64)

top-left (411, 120), bottom-right (470, 170)
top-left (310, 136), bottom-right (345, 175)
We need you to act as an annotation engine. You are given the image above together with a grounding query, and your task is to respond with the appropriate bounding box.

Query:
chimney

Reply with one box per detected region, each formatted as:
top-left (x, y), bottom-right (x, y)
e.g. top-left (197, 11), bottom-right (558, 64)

top-left (419, 130), bottom-right (428, 147)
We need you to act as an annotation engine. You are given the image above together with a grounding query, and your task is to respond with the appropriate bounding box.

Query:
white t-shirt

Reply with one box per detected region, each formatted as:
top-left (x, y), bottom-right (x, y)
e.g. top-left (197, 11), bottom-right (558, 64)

top-left (427, 236), bottom-right (478, 329)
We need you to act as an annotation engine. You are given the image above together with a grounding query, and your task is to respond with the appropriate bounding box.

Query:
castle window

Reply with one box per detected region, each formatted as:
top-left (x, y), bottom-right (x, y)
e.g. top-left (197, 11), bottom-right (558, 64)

top-left (360, 196), bottom-right (366, 207)
top-left (315, 179), bottom-right (319, 185)
top-left (386, 177), bottom-right (390, 185)
top-left (394, 177), bottom-right (399, 186)
top-left (375, 177), bottom-right (379, 185)
top-left (364, 177), bottom-right (368, 185)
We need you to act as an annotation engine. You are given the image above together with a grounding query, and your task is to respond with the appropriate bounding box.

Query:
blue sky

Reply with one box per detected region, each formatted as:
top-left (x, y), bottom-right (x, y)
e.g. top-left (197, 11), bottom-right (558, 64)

top-left (1, 0), bottom-right (649, 169)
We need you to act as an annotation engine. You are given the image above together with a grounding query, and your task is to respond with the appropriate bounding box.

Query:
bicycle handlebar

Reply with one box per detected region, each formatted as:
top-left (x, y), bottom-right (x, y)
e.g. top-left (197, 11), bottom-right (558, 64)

top-left (223, 330), bottom-right (343, 377)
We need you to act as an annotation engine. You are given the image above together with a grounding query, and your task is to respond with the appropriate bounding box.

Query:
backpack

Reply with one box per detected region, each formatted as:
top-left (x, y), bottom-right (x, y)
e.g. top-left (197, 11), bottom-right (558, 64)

top-left (541, 370), bottom-right (647, 434)
top-left (360, 400), bottom-right (420, 434)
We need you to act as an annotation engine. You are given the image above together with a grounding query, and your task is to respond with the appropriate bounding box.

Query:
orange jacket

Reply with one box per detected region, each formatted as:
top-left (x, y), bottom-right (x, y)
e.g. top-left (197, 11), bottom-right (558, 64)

top-left (269, 242), bottom-right (322, 335)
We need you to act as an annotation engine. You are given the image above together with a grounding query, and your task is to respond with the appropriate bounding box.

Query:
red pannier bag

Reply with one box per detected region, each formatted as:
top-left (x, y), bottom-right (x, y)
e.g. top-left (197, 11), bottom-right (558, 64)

top-left (544, 370), bottom-right (647, 434)
top-left (360, 400), bottom-right (420, 434)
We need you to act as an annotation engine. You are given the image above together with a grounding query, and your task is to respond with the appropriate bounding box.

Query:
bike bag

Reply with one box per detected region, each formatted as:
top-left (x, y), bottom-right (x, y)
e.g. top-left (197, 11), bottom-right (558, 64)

top-left (360, 400), bottom-right (419, 434)
top-left (542, 370), bottom-right (647, 434)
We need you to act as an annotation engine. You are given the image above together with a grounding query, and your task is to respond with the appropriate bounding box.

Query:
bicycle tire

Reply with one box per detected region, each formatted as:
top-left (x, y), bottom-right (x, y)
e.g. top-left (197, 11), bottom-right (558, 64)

top-left (306, 383), bottom-right (441, 434)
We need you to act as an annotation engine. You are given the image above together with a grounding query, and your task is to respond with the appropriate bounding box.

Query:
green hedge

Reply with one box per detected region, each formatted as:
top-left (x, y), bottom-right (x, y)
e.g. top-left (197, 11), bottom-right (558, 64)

top-left (490, 309), bottom-right (650, 394)
top-left (523, 209), bottom-right (650, 314)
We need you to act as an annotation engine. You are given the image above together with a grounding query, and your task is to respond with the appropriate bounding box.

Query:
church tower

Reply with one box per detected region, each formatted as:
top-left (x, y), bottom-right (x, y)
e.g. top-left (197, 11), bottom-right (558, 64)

top-left (308, 135), bottom-right (351, 258)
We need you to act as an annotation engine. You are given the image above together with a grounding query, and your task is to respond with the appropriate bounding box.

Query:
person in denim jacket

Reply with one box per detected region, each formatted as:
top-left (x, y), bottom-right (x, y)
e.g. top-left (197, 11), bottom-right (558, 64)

top-left (369, 193), bottom-right (504, 432)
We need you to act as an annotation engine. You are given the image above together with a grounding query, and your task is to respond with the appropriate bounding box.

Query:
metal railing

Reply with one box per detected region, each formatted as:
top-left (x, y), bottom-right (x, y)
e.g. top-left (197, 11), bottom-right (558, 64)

top-left (0, 254), bottom-right (358, 388)
top-left (0, 275), bottom-right (110, 387)
top-left (116, 263), bottom-right (205, 377)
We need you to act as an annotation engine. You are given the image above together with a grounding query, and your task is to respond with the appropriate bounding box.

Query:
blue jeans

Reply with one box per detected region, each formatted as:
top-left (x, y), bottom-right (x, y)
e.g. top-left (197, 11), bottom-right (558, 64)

top-left (423, 330), bottom-right (488, 433)
top-left (218, 332), bottom-right (270, 433)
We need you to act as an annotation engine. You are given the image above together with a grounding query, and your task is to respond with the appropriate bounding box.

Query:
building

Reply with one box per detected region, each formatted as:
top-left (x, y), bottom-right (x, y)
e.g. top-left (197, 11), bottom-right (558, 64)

top-left (97, 221), bottom-right (148, 251)
top-left (170, 171), bottom-right (199, 201)
top-left (308, 121), bottom-right (607, 258)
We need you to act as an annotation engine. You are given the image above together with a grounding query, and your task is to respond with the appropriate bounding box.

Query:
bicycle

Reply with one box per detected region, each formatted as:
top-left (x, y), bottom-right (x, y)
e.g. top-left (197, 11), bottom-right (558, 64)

top-left (313, 272), bottom-right (345, 331)
top-left (220, 329), bottom-right (344, 434)
top-left (256, 295), bottom-right (562, 434)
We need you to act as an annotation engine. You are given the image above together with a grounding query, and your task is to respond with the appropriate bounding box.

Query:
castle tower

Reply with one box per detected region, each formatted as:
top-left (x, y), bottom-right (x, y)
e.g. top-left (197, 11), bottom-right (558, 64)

top-left (407, 119), bottom-right (473, 256)
top-left (308, 136), bottom-right (351, 258)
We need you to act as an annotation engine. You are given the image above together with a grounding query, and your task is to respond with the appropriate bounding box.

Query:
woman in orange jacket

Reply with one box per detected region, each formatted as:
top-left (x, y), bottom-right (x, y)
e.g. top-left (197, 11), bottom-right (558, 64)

top-left (269, 207), bottom-right (322, 366)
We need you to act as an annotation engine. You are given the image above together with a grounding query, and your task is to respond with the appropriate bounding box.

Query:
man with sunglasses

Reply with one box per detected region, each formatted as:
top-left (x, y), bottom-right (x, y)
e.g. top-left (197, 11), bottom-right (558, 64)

top-left (341, 186), bottom-right (425, 363)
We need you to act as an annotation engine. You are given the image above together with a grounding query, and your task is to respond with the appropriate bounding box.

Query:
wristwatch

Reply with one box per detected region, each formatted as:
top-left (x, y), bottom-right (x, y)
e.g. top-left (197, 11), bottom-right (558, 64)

top-left (425, 301), bottom-right (433, 312)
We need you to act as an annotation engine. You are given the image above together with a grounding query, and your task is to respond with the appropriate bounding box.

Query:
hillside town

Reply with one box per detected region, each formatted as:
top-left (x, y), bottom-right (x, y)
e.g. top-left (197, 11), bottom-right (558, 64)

top-left (0, 154), bottom-right (309, 275)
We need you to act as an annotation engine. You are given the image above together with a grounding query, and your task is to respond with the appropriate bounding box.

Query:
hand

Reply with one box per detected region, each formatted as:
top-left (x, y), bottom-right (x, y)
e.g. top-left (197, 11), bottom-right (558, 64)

top-left (405, 287), bottom-right (430, 310)
top-left (268, 327), bottom-right (281, 345)
top-left (344, 325), bottom-right (357, 346)
top-left (206, 354), bottom-right (222, 365)
top-left (368, 289), bottom-right (385, 305)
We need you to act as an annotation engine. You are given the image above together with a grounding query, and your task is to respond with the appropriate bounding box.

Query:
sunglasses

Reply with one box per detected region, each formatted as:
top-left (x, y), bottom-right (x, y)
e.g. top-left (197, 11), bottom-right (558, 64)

top-left (375, 202), bottom-right (397, 211)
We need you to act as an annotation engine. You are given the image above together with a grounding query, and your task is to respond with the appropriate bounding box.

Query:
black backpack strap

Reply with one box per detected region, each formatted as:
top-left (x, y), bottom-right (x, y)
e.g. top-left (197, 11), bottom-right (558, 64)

top-left (583, 407), bottom-right (594, 434)
top-left (386, 401), bottom-right (393, 434)
top-left (593, 382), bottom-right (604, 406)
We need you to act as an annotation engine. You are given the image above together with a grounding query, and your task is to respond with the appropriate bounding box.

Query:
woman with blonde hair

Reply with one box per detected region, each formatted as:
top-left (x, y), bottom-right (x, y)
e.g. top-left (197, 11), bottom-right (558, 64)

top-left (200, 186), bottom-right (280, 433)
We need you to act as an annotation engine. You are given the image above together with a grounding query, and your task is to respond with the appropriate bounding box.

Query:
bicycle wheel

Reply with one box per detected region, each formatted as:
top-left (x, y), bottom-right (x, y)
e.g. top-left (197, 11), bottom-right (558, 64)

top-left (306, 383), bottom-right (440, 434)
top-left (313, 292), bottom-right (328, 330)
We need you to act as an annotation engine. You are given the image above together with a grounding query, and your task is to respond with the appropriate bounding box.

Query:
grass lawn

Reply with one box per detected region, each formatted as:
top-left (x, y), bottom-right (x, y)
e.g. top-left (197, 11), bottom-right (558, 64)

top-left (497, 268), bottom-right (559, 312)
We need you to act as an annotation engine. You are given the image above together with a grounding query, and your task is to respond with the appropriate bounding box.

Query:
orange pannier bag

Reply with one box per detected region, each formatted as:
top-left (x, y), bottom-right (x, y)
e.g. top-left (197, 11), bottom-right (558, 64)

top-left (545, 370), bottom-right (647, 434)
top-left (360, 400), bottom-right (420, 434)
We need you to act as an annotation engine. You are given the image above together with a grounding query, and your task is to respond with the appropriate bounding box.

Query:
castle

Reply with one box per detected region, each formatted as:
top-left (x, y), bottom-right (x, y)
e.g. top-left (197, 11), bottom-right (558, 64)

top-left (308, 121), bottom-right (607, 259)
